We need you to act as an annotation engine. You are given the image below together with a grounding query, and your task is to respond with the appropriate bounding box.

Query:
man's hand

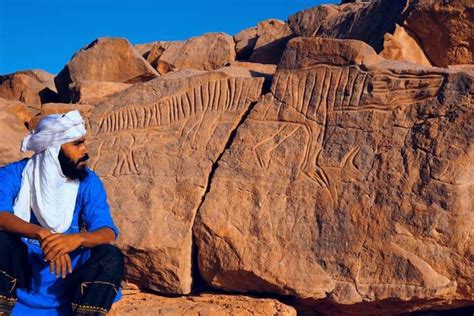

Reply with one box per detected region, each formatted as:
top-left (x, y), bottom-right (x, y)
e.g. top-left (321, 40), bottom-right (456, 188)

top-left (49, 253), bottom-right (72, 278)
top-left (41, 233), bottom-right (83, 262)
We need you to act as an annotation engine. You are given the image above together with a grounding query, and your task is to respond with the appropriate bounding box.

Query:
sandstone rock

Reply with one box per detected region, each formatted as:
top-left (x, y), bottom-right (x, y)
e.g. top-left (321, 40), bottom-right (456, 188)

top-left (158, 33), bottom-right (235, 72)
top-left (0, 69), bottom-right (58, 108)
top-left (380, 24), bottom-right (431, 66)
top-left (27, 103), bottom-right (94, 131)
top-left (288, 0), bottom-right (407, 52)
top-left (223, 62), bottom-right (277, 93)
top-left (249, 19), bottom-right (294, 65)
top-left (41, 103), bottom-right (94, 117)
top-left (194, 37), bottom-right (473, 314)
top-left (87, 69), bottom-right (264, 294)
top-left (234, 27), bottom-right (258, 60)
top-left (110, 293), bottom-right (296, 316)
top-left (0, 98), bottom-right (33, 166)
top-left (404, 0), bottom-right (473, 67)
top-left (54, 37), bottom-right (159, 103)
top-left (68, 81), bottom-right (132, 104)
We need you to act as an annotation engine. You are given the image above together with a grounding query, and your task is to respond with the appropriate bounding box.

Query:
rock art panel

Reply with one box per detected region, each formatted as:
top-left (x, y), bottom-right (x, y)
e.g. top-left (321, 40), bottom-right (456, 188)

top-left (87, 70), bottom-right (264, 294)
top-left (54, 37), bottom-right (159, 103)
top-left (194, 38), bottom-right (473, 314)
top-left (110, 293), bottom-right (297, 316)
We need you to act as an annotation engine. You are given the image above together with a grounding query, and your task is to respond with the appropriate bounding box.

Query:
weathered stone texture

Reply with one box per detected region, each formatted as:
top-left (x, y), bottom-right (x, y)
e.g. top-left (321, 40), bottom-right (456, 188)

top-left (379, 24), bottom-right (431, 66)
top-left (68, 81), bottom-right (132, 104)
top-left (54, 37), bottom-right (159, 102)
top-left (288, 0), bottom-right (407, 52)
top-left (234, 27), bottom-right (258, 60)
top-left (158, 33), bottom-right (236, 72)
top-left (110, 293), bottom-right (296, 316)
top-left (0, 98), bottom-right (33, 166)
top-left (0, 70), bottom-right (58, 108)
top-left (87, 69), bottom-right (264, 294)
top-left (249, 19), bottom-right (294, 65)
top-left (404, 0), bottom-right (473, 67)
top-left (194, 37), bottom-right (474, 314)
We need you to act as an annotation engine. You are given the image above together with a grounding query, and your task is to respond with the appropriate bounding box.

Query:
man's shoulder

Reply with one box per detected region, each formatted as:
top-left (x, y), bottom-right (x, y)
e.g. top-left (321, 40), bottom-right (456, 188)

top-left (0, 158), bottom-right (29, 176)
top-left (80, 167), bottom-right (104, 188)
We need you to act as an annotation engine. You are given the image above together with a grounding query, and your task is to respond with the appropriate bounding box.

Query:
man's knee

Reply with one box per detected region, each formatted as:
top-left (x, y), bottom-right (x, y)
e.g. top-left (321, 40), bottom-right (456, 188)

top-left (92, 244), bottom-right (124, 277)
top-left (0, 231), bottom-right (21, 254)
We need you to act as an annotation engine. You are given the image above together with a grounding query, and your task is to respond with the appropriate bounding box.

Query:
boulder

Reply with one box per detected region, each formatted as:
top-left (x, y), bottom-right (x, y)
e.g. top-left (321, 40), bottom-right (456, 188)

top-left (249, 19), bottom-right (294, 65)
top-left (288, 0), bottom-right (407, 52)
top-left (404, 0), bottom-right (473, 67)
top-left (234, 27), bottom-right (258, 60)
top-left (87, 69), bottom-right (264, 294)
top-left (0, 98), bottom-right (34, 166)
top-left (68, 81), bottom-right (132, 104)
top-left (380, 24), bottom-right (431, 66)
top-left (194, 37), bottom-right (474, 314)
top-left (110, 293), bottom-right (296, 316)
top-left (54, 37), bottom-right (159, 103)
top-left (0, 69), bottom-right (58, 108)
top-left (158, 33), bottom-right (235, 72)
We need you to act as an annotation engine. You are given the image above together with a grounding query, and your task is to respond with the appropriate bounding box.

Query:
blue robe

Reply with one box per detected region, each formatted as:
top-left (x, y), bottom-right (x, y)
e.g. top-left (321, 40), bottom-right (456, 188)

top-left (0, 159), bottom-right (121, 315)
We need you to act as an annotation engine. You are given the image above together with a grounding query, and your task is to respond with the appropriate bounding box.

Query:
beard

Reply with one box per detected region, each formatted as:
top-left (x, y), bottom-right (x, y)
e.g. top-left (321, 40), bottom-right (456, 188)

top-left (58, 149), bottom-right (89, 181)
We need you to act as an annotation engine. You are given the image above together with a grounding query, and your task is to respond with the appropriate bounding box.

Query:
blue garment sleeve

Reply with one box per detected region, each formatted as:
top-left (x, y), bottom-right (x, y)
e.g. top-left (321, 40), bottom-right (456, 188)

top-left (81, 172), bottom-right (119, 239)
top-left (0, 162), bottom-right (24, 213)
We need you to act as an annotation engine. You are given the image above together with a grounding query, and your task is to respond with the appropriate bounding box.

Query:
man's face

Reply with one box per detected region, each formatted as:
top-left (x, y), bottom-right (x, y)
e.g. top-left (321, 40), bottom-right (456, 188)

top-left (58, 137), bottom-right (89, 180)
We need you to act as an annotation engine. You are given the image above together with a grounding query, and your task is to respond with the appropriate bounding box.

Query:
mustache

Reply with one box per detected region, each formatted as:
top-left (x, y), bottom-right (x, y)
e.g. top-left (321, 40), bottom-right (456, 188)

top-left (77, 154), bottom-right (90, 164)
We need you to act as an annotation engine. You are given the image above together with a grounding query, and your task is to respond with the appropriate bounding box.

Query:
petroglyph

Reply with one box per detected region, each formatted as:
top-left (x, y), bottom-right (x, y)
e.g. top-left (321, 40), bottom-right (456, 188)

top-left (95, 77), bottom-right (258, 135)
top-left (258, 64), bottom-right (444, 187)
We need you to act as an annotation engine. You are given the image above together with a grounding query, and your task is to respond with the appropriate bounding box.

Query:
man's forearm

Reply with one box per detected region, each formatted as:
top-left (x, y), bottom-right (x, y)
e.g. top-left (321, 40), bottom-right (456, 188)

top-left (0, 211), bottom-right (50, 240)
top-left (77, 227), bottom-right (116, 248)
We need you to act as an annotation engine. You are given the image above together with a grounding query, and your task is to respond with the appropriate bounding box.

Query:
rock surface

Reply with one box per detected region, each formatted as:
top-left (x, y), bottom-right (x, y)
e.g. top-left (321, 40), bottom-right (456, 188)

top-left (380, 24), bottom-right (431, 66)
top-left (0, 1), bottom-right (472, 314)
top-left (404, 0), bottom-right (473, 67)
top-left (110, 293), bottom-right (296, 315)
top-left (158, 33), bottom-right (236, 72)
top-left (288, 0), bottom-right (407, 52)
top-left (87, 69), bottom-right (264, 294)
top-left (194, 37), bottom-right (474, 314)
top-left (0, 70), bottom-right (58, 108)
top-left (0, 98), bottom-right (33, 166)
top-left (249, 19), bottom-right (294, 65)
top-left (234, 27), bottom-right (258, 60)
top-left (54, 37), bottom-right (159, 102)
top-left (68, 81), bottom-right (132, 104)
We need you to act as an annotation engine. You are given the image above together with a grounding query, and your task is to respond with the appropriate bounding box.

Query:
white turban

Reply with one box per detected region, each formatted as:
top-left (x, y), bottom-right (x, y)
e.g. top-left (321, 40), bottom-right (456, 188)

top-left (13, 110), bottom-right (87, 233)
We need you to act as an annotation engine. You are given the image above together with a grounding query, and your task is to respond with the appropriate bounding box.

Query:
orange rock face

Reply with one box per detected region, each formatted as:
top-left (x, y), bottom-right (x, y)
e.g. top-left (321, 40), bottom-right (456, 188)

top-left (157, 33), bottom-right (236, 72)
top-left (110, 293), bottom-right (296, 316)
top-left (404, 0), bottom-right (473, 67)
top-left (0, 98), bottom-right (33, 166)
top-left (87, 69), bottom-right (264, 294)
top-left (54, 37), bottom-right (159, 102)
top-left (0, 1), bottom-right (472, 314)
top-left (193, 37), bottom-right (473, 314)
top-left (0, 70), bottom-right (58, 108)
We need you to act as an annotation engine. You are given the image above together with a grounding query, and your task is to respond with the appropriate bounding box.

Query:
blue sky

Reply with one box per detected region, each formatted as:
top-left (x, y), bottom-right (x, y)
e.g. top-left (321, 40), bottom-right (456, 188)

top-left (0, 0), bottom-right (335, 75)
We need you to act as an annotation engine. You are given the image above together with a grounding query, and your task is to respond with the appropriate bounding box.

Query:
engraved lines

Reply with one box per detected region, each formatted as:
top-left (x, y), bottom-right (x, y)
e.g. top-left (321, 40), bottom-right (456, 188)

top-left (97, 77), bottom-right (254, 135)
top-left (273, 64), bottom-right (444, 117)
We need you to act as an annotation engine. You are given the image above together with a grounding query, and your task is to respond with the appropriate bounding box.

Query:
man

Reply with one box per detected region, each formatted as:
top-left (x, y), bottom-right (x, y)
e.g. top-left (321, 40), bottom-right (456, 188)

top-left (0, 110), bottom-right (124, 315)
